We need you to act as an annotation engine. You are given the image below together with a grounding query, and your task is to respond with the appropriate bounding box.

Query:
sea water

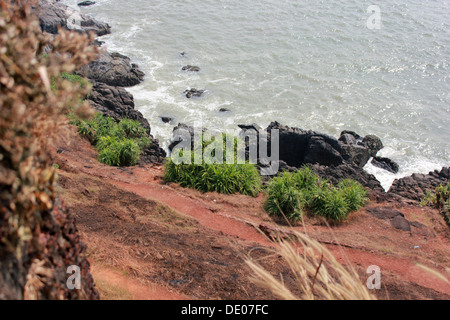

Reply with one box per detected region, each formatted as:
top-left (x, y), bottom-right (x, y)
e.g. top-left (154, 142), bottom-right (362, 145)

top-left (62, 0), bottom-right (450, 190)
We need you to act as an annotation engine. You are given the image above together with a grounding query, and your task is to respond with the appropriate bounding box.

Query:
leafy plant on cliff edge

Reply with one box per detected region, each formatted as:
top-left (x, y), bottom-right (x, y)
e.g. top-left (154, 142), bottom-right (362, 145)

top-left (69, 113), bottom-right (150, 166)
top-left (164, 133), bottom-right (261, 196)
top-left (420, 183), bottom-right (450, 226)
top-left (264, 168), bottom-right (368, 222)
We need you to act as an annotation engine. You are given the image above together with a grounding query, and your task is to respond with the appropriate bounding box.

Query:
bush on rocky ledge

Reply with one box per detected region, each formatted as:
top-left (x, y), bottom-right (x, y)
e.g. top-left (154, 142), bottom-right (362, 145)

top-left (264, 167), bottom-right (368, 222)
top-left (70, 113), bottom-right (150, 166)
top-left (164, 134), bottom-right (262, 196)
top-left (421, 183), bottom-right (450, 226)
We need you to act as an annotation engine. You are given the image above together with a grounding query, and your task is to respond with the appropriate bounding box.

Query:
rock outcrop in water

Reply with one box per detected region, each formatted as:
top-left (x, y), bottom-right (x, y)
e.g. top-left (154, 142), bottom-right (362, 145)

top-left (371, 156), bottom-right (400, 174)
top-left (184, 88), bottom-right (205, 98)
top-left (33, 0), bottom-right (110, 36)
top-left (77, 51), bottom-right (145, 87)
top-left (238, 122), bottom-right (386, 191)
top-left (338, 130), bottom-right (383, 168)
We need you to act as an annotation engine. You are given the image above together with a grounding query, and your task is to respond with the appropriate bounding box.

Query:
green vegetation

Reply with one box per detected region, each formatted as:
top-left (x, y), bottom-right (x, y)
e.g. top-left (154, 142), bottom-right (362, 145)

top-left (70, 113), bottom-right (150, 166)
top-left (164, 134), bottom-right (262, 196)
top-left (264, 167), bottom-right (368, 222)
top-left (421, 183), bottom-right (450, 225)
top-left (51, 72), bottom-right (91, 91)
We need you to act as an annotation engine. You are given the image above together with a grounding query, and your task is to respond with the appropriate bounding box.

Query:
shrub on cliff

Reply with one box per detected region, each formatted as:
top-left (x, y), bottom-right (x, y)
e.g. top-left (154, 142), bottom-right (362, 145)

top-left (164, 134), bottom-right (262, 196)
top-left (421, 183), bottom-right (450, 225)
top-left (264, 168), bottom-right (368, 222)
top-left (0, 1), bottom-right (99, 299)
top-left (70, 113), bottom-right (150, 166)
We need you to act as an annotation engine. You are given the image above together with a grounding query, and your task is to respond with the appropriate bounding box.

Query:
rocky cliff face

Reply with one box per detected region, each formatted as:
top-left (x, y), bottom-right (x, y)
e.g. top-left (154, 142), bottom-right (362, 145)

top-left (33, 0), bottom-right (111, 36)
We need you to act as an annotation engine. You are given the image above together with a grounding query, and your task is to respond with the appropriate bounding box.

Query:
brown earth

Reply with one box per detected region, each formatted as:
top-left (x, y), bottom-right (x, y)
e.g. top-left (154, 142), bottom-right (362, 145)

top-left (50, 126), bottom-right (450, 300)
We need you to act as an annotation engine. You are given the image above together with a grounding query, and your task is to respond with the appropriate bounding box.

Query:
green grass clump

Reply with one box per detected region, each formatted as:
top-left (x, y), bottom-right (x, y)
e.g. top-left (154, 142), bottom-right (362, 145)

top-left (164, 134), bottom-right (261, 197)
top-left (420, 183), bottom-right (450, 225)
top-left (264, 168), bottom-right (368, 222)
top-left (52, 72), bottom-right (91, 91)
top-left (69, 113), bottom-right (150, 166)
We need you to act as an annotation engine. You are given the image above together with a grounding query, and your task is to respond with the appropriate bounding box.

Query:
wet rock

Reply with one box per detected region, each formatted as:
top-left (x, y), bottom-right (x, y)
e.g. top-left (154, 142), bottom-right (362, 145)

top-left (33, 0), bottom-right (110, 36)
top-left (78, 1), bottom-right (96, 6)
top-left (161, 116), bottom-right (174, 124)
top-left (77, 51), bottom-right (145, 87)
top-left (338, 131), bottom-right (384, 168)
top-left (371, 156), bottom-right (399, 174)
top-left (362, 135), bottom-right (384, 158)
top-left (184, 88), bottom-right (204, 98)
top-left (182, 65), bottom-right (200, 72)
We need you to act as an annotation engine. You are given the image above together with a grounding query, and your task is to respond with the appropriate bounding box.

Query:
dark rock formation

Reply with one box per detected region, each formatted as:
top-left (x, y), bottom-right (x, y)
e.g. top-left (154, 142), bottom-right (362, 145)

top-left (161, 116), bottom-right (174, 124)
top-left (219, 108), bottom-right (231, 112)
top-left (33, 0), bottom-right (110, 36)
top-left (388, 167), bottom-right (450, 201)
top-left (263, 122), bottom-right (344, 167)
top-left (88, 82), bottom-right (150, 134)
top-left (87, 82), bottom-right (166, 163)
top-left (304, 134), bottom-right (343, 167)
top-left (237, 121), bottom-right (386, 191)
top-left (77, 51), bottom-right (145, 87)
top-left (141, 139), bottom-right (167, 164)
top-left (371, 156), bottom-right (399, 174)
top-left (182, 65), bottom-right (200, 72)
top-left (78, 1), bottom-right (96, 6)
top-left (184, 88), bottom-right (204, 98)
top-left (366, 207), bottom-right (411, 231)
top-left (168, 123), bottom-right (196, 152)
top-left (309, 163), bottom-right (384, 192)
top-left (338, 130), bottom-right (384, 168)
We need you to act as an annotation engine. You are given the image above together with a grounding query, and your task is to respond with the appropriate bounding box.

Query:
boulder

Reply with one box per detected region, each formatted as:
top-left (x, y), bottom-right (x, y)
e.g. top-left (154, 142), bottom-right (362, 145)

top-left (182, 65), bottom-right (200, 72)
top-left (168, 123), bottom-right (196, 152)
top-left (78, 1), bottom-right (96, 6)
top-left (338, 131), bottom-right (383, 168)
top-left (160, 116), bottom-right (174, 124)
top-left (77, 51), bottom-right (145, 87)
top-left (184, 88), bottom-right (204, 98)
top-left (371, 156), bottom-right (399, 173)
top-left (33, 0), bottom-right (110, 36)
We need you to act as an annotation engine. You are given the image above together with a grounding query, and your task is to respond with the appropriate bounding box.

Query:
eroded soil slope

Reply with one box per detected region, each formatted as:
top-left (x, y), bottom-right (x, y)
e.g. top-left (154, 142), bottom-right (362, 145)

top-left (52, 127), bottom-right (450, 300)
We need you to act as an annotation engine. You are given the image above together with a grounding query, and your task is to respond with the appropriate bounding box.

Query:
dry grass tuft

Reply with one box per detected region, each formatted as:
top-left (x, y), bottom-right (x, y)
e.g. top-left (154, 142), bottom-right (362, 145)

top-left (246, 231), bottom-right (377, 300)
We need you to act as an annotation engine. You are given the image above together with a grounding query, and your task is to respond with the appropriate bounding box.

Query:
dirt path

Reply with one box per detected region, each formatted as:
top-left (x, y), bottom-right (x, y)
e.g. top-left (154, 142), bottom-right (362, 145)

top-left (90, 265), bottom-right (188, 300)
